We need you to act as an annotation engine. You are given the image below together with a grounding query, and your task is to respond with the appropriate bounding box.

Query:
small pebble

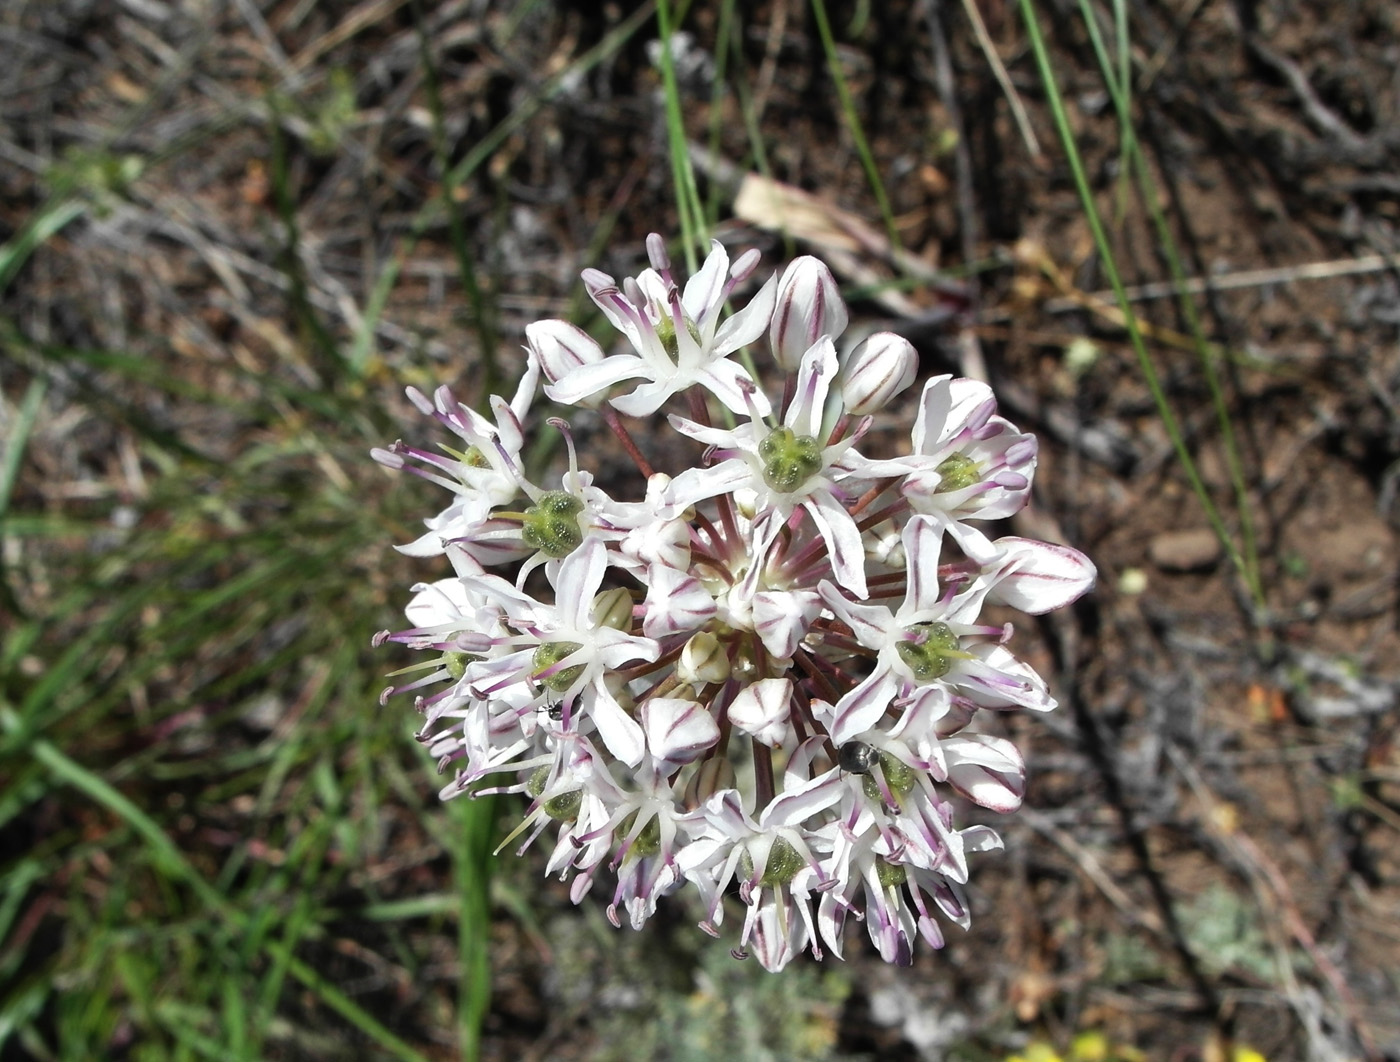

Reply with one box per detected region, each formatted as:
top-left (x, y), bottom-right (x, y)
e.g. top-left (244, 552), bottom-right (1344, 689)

top-left (1148, 528), bottom-right (1222, 572)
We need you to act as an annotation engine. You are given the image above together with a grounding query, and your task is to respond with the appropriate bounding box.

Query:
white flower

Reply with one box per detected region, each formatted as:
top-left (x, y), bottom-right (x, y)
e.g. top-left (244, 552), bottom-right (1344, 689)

top-left (372, 372), bottom-right (538, 560)
top-left (678, 745), bottom-right (844, 971)
top-left (901, 375), bottom-right (1039, 563)
top-left (373, 556), bottom-right (508, 725)
top-left (665, 337), bottom-right (910, 599)
top-left (817, 515), bottom-right (1049, 744)
top-left (561, 754), bottom-right (694, 926)
top-left (818, 817), bottom-right (998, 966)
top-left (542, 235), bottom-right (778, 417)
top-left (464, 538), bottom-right (660, 766)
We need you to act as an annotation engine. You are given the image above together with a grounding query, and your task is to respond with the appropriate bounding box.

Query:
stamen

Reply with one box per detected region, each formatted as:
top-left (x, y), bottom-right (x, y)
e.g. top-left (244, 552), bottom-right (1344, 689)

top-left (405, 386), bottom-right (435, 415)
top-left (646, 232), bottom-right (671, 274)
top-left (547, 416), bottom-right (583, 494)
top-left (729, 247), bottom-right (761, 283)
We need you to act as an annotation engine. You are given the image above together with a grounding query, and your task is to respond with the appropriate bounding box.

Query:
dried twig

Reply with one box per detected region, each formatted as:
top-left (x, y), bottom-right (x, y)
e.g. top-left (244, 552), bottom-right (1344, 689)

top-left (1246, 38), bottom-right (1366, 149)
top-left (1021, 808), bottom-right (1166, 936)
top-left (956, 0), bottom-right (1040, 157)
top-left (1044, 253), bottom-right (1400, 313)
top-left (1168, 747), bottom-right (1382, 1061)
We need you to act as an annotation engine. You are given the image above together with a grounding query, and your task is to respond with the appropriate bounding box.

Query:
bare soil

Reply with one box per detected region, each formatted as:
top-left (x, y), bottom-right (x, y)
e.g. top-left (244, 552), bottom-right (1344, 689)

top-left (3, 0), bottom-right (1399, 1059)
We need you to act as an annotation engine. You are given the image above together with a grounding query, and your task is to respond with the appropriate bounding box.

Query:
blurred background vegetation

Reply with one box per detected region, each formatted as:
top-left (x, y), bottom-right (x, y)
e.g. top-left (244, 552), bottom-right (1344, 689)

top-left (3, 0), bottom-right (1399, 1059)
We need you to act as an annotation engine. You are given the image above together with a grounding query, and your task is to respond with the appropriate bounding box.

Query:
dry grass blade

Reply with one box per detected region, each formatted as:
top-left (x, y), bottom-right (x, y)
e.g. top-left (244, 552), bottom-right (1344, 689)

top-left (729, 166), bottom-right (968, 318)
top-left (1044, 252), bottom-right (1400, 310)
top-left (955, 0), bottom-right (1040, 157)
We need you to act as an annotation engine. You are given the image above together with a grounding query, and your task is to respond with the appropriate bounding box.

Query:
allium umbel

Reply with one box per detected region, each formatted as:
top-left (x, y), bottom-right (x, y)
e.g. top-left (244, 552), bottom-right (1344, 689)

top-left (374, 236), bottom-right (1096, 970)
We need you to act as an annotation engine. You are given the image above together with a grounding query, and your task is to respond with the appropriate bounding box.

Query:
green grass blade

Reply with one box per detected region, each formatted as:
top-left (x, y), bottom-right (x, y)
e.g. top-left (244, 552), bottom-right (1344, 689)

top-left (0, 376), bottom-right (47, 620)
top-left (454, 795), bottom-right (497, 1062)
top-left (0, 378), bottom-right (46, 525)
top-left (657, 0), bottom-right (709, 270)
top-left (0, 199), bottom-right (86, 298)
top-left (1072, 0), bottom-right (1263, 603)
top-left (808, 0), bottom-right (901, 254)
top-left (1017, 0), bottom-right (1260, 605)
top-left (5, 716), bottom-right (433, 1062)
top-left (703, 0), bottom-right (738, 231)
top-left (0, 978), bottom-right (52, 1051)
top-left (413, 0), bottom-right (500, 403)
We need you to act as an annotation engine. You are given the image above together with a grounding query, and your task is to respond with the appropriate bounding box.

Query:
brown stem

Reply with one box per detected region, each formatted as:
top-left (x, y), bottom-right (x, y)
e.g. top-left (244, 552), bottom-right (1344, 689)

top-left (791, 645), bottom-right (844, 705)
top-left (848, 478), bottom-right (897, 517)
top-left (600, 405), bottom-right (655, 477)
top-left (855, 497), bottom-right (910, 534)
top-left (827, 413), bottom-right (852, 446)
top-left (686, 388), bottom-right (712, 427)
top-left (717, 491), bottom-right (742, 549)
top-left (692, 508), bottom-right (724, 552)
top-left (753, 742), bottom-right (775, 809)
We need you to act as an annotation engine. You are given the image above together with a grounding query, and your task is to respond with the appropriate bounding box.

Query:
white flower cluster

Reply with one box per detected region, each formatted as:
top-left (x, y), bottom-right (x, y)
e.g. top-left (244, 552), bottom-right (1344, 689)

top-left (373, 235), bottom-right (1096, 970)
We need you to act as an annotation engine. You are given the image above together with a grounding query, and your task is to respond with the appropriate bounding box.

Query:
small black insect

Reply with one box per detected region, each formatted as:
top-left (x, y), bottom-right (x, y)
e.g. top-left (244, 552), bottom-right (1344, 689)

top-left (838, 740), bottom-right (879, 774)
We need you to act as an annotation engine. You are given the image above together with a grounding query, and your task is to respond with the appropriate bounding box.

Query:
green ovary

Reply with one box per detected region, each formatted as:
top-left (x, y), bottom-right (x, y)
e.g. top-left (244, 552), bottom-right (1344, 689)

top-left (758, 426), bottom-right (824, 493)
top-left (462, 445), bottom-right (492, 469)
top-left (738, 837), bottom-right (806, 887)
top-left (895, 621), bottom-right (961, 683)
top-left (861, 752), bottom-right (920, 804)
top-left (529, 763), bottom-right (583, 821)
top-left (653, 312), bottom-right (702, 359)
top-left (532, 640), bottom-right (584, 692)
top-left (521, 490), bottom-right (584, 557)
top-left (443, 651), bottom-right (480, 680)
top-left (542, 789), bottom-right (583, 822)
top-left (759, 838), bottom-right (805, 886)
top-left (618, 812), bottom-right (662, 858)
top-left (934, 453), bottom-right (979, 492)
top-left (875, 857), bottom-right (907, 888)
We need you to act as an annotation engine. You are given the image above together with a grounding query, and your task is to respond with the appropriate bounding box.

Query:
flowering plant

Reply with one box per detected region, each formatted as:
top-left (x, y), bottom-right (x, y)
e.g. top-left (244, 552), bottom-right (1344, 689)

top-left (373, 235), bottom-right (1095, 970)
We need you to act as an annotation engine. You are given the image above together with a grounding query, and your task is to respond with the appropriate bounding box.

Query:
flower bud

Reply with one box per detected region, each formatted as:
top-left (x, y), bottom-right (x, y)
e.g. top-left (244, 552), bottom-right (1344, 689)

top-left (727, 678), bottom-right (792, 747)
top-left (769, 256), bottom-right (848, 370)
top-left (643, 565), bottom-right (716, 639)
top-left (840, 332), bottom-right (918, 414)
top-left (526, 320), bottom-right (607, 408)
top-left (591, 587), bottom-right (635, 632)
top-left (752, 589), bottom-right (822, 659)
top-left (640, 697), bottom-right (720, 765)
top-left (677, 631), bottom-right (730, 686)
